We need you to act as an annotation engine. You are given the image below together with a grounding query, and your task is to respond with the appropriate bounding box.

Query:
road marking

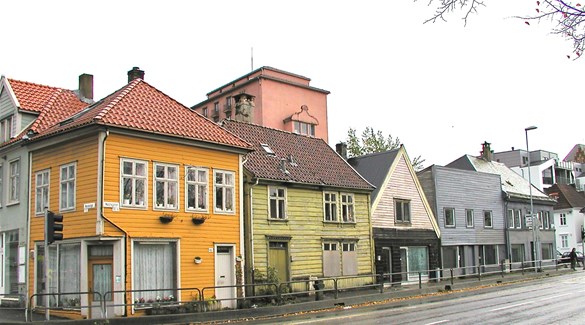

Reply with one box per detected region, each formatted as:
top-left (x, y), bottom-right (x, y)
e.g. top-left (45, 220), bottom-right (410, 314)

top-left (537, 293), bottom-right (572, 301)
top-left (424, 320), bottom-right (450, 325)
top-left (490, 301), bottom-right (533, 312)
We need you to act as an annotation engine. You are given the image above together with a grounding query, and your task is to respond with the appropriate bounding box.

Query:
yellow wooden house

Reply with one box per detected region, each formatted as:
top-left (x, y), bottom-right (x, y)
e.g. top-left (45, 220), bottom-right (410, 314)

top-left (222, 120), bottom-right (376, 290)
top-left (26, 71), bottom-right (250, 318)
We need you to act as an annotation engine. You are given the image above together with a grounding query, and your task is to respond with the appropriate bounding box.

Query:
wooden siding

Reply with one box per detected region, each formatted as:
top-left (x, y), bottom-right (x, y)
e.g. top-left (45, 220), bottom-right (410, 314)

top-left (251, 185), bottom-right (374, 280)
top-left (28, 134), bottom-right (100, 290)
top-left (102, 133), bottom-right (242, 291)
top-left (0, 86), bottom-right (14, 118)
top-left (423, 166), bottom-right (506, 246)
top-left (372, 155), bottom-right (435, 230)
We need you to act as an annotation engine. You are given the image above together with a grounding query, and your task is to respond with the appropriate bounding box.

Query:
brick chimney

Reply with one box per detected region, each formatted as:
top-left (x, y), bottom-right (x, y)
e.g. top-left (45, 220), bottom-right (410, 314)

top-left (336, 142), bottom-right (348, 160)
top-left (481, 141), bottom-right (493, 162)
top-left (127, 67), bottom-right (145, 82)
top-left (78, 73), bottom-right (93, 102)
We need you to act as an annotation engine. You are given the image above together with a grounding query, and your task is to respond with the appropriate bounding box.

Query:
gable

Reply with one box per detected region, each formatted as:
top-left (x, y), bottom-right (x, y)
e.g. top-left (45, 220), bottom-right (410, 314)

top-left (371, 151), bottom-right (440, 235)
top-left (0, 81), bottom-right (17, 119)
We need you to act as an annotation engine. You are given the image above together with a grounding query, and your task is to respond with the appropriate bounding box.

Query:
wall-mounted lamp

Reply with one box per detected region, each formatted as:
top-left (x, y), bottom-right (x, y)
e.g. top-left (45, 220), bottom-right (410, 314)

top-left (194, 257), bottom-right (202, 264)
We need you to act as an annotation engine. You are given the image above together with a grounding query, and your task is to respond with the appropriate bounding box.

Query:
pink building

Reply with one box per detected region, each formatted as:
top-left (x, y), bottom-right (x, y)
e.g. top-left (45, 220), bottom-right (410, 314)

top-left (191, 66), bottom-right (330, 142)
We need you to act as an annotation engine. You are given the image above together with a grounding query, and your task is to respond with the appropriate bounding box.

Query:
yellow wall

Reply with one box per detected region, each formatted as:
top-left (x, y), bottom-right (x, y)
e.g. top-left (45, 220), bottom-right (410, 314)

top-left (102, 133), bottom-right (242, 291)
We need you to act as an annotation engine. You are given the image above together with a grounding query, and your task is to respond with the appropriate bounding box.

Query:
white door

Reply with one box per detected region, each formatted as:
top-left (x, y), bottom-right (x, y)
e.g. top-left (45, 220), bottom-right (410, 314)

top-left (215, 245), bottom-right (235, 309)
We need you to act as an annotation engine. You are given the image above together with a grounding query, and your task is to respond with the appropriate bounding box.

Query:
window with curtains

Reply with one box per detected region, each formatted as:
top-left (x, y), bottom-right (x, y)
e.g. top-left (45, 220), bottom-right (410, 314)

top-left (514, 210), bottom-right (522, 229)
top-left (35, 169), bottom-right (50, 214)
top-left (323, 192), bottom-right (337, 222)
top-left (186, 166), bottom-right (208, 212)
top-left (60, 163), bottom-right (76, 211)
top-left (341, 194), bottom-right (355, 223)
top-left (9, 159), bottom-right (19, 203)
top-left (121, 159), bottom-right (147, 208)
top-left (133, 241), bottom-right (177, 302)
top-left (154, 163), bottom-right (178, 210)
top-left (35, 243), bottom-right (81, 307)
top-left (213, 170), bottom-right (235, 213)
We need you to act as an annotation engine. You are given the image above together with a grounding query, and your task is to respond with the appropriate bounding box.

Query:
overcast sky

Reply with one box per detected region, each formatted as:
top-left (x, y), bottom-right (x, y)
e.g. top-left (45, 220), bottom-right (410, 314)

top-left (2, 1), bottom-right (583, 167)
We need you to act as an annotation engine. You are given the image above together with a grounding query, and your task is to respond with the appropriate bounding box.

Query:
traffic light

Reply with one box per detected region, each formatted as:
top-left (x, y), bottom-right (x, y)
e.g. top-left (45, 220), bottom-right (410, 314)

top-left (47, 210), bottom-right (64, 244)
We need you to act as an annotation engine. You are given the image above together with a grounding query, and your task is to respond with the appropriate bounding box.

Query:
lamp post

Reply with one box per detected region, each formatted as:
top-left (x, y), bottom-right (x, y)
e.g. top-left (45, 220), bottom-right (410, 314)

top-left (525, 126), bottom-right (538, 273)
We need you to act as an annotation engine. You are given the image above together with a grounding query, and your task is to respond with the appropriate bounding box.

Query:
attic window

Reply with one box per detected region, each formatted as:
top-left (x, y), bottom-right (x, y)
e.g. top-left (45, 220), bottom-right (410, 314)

top-left (261, 143), bottom-right (275, 155)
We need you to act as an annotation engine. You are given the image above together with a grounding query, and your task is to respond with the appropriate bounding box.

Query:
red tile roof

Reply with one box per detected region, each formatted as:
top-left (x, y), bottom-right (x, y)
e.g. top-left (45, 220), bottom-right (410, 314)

top-left (1, 78), bottom-right (88, 146)
top-left (34, 79), bottom-right (250, 150)
top-left (222, 120), bottom-right (374, 190)
top-left (545, 184), bottom-right (585, 210)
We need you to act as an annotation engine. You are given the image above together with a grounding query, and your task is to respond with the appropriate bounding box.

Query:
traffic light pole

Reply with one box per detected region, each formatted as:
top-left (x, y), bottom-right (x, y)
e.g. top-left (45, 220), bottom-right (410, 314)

top-left (44, 209), bottom-right (49, 321)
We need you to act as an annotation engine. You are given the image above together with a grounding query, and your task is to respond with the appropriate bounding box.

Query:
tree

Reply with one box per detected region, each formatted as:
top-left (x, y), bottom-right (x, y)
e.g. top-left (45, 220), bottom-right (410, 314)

top-left (420, 0), bottom-right (585, 58)
top-left (346, 127), bottom-right (426, 170)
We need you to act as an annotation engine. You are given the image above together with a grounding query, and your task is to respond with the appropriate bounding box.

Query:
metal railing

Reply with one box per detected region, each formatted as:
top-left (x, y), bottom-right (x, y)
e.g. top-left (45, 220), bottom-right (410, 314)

top-left (21, 259), bottom-right (571, 321)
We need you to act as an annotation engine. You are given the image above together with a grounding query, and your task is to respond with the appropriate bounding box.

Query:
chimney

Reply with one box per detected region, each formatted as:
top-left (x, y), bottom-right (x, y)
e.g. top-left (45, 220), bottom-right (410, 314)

top-left (127, 67), bottom-right (145, 82)
top-left (78, 73), bottom-right (93, 101)
top-left (336, 142), bottom-right (348, 160)
top-left (280, 158), bottom-right (289, 174)
top-left (481, 141), bottom-right (493, 162)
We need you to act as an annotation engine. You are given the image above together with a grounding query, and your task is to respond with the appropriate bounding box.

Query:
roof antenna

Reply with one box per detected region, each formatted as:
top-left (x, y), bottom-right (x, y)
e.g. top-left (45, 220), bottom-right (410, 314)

top-left (251, 47), bottom-right (254, 71)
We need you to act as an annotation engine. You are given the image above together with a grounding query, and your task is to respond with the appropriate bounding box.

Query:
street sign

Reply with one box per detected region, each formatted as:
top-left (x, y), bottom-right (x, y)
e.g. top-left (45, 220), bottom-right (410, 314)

top-left (525, 215), bottom-right (533, 228)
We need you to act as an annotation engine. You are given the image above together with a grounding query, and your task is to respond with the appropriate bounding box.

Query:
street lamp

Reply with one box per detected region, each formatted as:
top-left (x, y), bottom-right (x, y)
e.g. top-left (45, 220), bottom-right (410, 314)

top-left (525, 126), bottom-right (538, 273)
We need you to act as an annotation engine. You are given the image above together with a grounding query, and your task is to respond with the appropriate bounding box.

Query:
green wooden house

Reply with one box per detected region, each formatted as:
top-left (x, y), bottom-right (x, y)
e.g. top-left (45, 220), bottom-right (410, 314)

top-left (222, 120), bottom-right (375, 288)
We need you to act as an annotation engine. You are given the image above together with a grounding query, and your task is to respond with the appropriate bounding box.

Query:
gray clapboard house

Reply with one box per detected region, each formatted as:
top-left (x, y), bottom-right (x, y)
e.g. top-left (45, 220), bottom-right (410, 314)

top-left (0, 75), bottom-right (89, 299)
top-left (346, 145), bottom-right (440, 283)
top-left (446, 142), bottom-right (557, 266)
top-left (417, 164), bottom-right (505, 275)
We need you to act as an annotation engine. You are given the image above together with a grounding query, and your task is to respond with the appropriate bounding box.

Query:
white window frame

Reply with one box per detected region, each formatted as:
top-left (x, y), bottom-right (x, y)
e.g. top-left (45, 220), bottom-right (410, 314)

top-left (185, 166), bottom-right (208, 212)
top-left (395, 199), bottom-right (411, 223)
top-left (268, 186), bottom-right (287, 220)
top-left (120, 158), bottom-right (148, 209)
top-left (444, 208), bottom-right (455, 228)
top-left (543, 211), bottom-right (551, 229)
top-left (507, 209), bottom-right (514, 229)
top-left (8, 159), bottom-right (20, 204)
top-left (560, 213), bottom-right (567, 226)
top-left (293, 121), bottom-right (316, 137)
top-left (484, 210), bottom-right (493, 228)
top-left (153, 162), bottom-right (179, 211)
top-left (35, 169), bottom-right (50, 215)
top-left (514, 210), bottom-right (522, 229)
top-left (561, 234), bottom-right (569, 248)
top-left (466, 209), bottom-right (474, 228)
top-left (213, 169), bottom-right (235, 214)
top-left (341, 193), bottom-right (355, 223)
top-left (59, 162), bottom-right (76, 212)
top-left (323, 192), bottom-right (338, 222)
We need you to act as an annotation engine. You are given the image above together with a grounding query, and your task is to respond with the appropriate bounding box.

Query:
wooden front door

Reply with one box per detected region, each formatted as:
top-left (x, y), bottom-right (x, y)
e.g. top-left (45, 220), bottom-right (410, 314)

top-left (88, 258), bottom-right (113, 318)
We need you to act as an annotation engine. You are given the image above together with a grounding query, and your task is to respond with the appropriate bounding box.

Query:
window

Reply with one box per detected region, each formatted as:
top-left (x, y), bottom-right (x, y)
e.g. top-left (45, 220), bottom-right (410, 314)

top-left (484, 210), bottom-right (493, 228)
top-left (35, 170), bottom-right (50, 214)
top-left (541, 243), bottom-right (553, 260)
top-left (214, 170), bottom-right (235, 213)
top-left (560, 213), bottom-right (567, 226)
top-left (154, 163), bottom-right (178, 210)
top-left (35, 243), bottom-right (81, 307)
top-left (395, 199), bottom-right (411, 223)
top-left (341, 193), bottom-right (355, 223)
top-left (444, 208), bottom-right (455, 227)
top-left (324, 192), bottom-right (337, 222)
top-left (186, 167), bottom-right (208, 212)
top-left (483, 245), bottom-right (497, 265)
top-left (269, 187), bottom-right (286, 219)
top-left (60, 163), bottom-right (76, 211)
top-left (9, 159), bottom-right (20, 203)
top-left (538, 211), bottom-right (543, 229)
top-left (507, 209), bottom-right (514, 228)
top-left (442, 246), bottom-right (458, 268)
top-left (511, 244), bottom-right (524, 263)
top-left (466, 209), bottom-right (474, 228)
top-left (342, 242), bottom-right (358, 275)
top-left (133, 240), bottom-right (177, 302)
top-left (561, 235), bottom-right (569, 248)
top-left (202, 107), bottom-right (208, 117)
top-left (121, 159), bottom-right (147, 208)
top-left (543, 211), bottom-right (551, 229)
top-left (407, 246), bottom-right (429, 276)
top-left (293, 121), bottom-right (315, 137)
top-left (1, 116), bottom-right (15, 142)
top-left (514, 210), bottom-right (522, 229)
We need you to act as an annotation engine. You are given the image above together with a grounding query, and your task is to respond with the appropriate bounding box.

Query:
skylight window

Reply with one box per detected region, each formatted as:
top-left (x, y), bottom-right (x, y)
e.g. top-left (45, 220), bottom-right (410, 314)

top-left (261, 143), bottom-right (275, 155)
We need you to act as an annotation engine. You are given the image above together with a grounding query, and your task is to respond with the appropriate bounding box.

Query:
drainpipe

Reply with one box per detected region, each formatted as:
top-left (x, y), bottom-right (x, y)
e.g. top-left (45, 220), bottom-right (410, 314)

top-left (246, 178), bottom-right (259, 289)
top-left (26, 151), bottom-right (33, 308)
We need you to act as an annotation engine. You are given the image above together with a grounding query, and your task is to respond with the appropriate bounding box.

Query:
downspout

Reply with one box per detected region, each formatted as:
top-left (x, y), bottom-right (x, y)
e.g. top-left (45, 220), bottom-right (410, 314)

top-left (504, 195), bottom-right (511, 266)
top-left (98, 129), bottom-right (129, 316)
top-left (245, 178), bottom-right (259, 288)
top-left (367, 192), bottom-right (375, 275)
top-left (26, 150), bottom-right (32, 307)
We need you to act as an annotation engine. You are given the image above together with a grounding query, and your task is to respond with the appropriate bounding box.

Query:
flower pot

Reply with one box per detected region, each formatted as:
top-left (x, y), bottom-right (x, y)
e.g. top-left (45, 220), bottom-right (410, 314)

top-left (159, 216), bottom-right (174, 223)
top-left (192, 218), bottom-right (206, 225)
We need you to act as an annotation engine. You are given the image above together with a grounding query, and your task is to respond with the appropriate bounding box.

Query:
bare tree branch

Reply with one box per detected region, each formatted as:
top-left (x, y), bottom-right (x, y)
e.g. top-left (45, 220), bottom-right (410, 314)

top-left (419, 0), bottom-right (486, 26)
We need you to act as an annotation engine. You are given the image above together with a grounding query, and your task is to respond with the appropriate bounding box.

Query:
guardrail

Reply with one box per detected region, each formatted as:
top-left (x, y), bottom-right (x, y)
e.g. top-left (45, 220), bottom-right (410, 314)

top-left (21, 258), bottom-right (571, 321)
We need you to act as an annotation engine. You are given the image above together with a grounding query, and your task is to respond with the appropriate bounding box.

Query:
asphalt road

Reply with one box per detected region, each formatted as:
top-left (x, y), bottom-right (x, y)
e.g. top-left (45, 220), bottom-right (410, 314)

top-left (247, 272), bottom-right (585, 325)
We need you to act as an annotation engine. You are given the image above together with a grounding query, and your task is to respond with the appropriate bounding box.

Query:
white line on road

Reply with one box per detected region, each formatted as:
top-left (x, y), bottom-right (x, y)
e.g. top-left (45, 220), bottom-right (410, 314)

top-left (490, 301), bottom-right (533, 312)
top-left (424, 320), bottom-right (450, 325)
top-left (536, 293), bottom-right (573, 301)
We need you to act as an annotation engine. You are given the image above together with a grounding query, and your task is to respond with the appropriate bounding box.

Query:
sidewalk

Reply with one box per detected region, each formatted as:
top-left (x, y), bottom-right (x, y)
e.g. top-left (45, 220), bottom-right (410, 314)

top-left (1, 267), bottom-right (574, 325)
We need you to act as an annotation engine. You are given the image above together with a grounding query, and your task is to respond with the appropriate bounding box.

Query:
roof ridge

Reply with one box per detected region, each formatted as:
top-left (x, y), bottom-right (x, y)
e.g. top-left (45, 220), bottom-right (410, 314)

top-left (224, 119), bottom-right (325, 143)
top-left (94, 79), bottom-right (142, 120)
